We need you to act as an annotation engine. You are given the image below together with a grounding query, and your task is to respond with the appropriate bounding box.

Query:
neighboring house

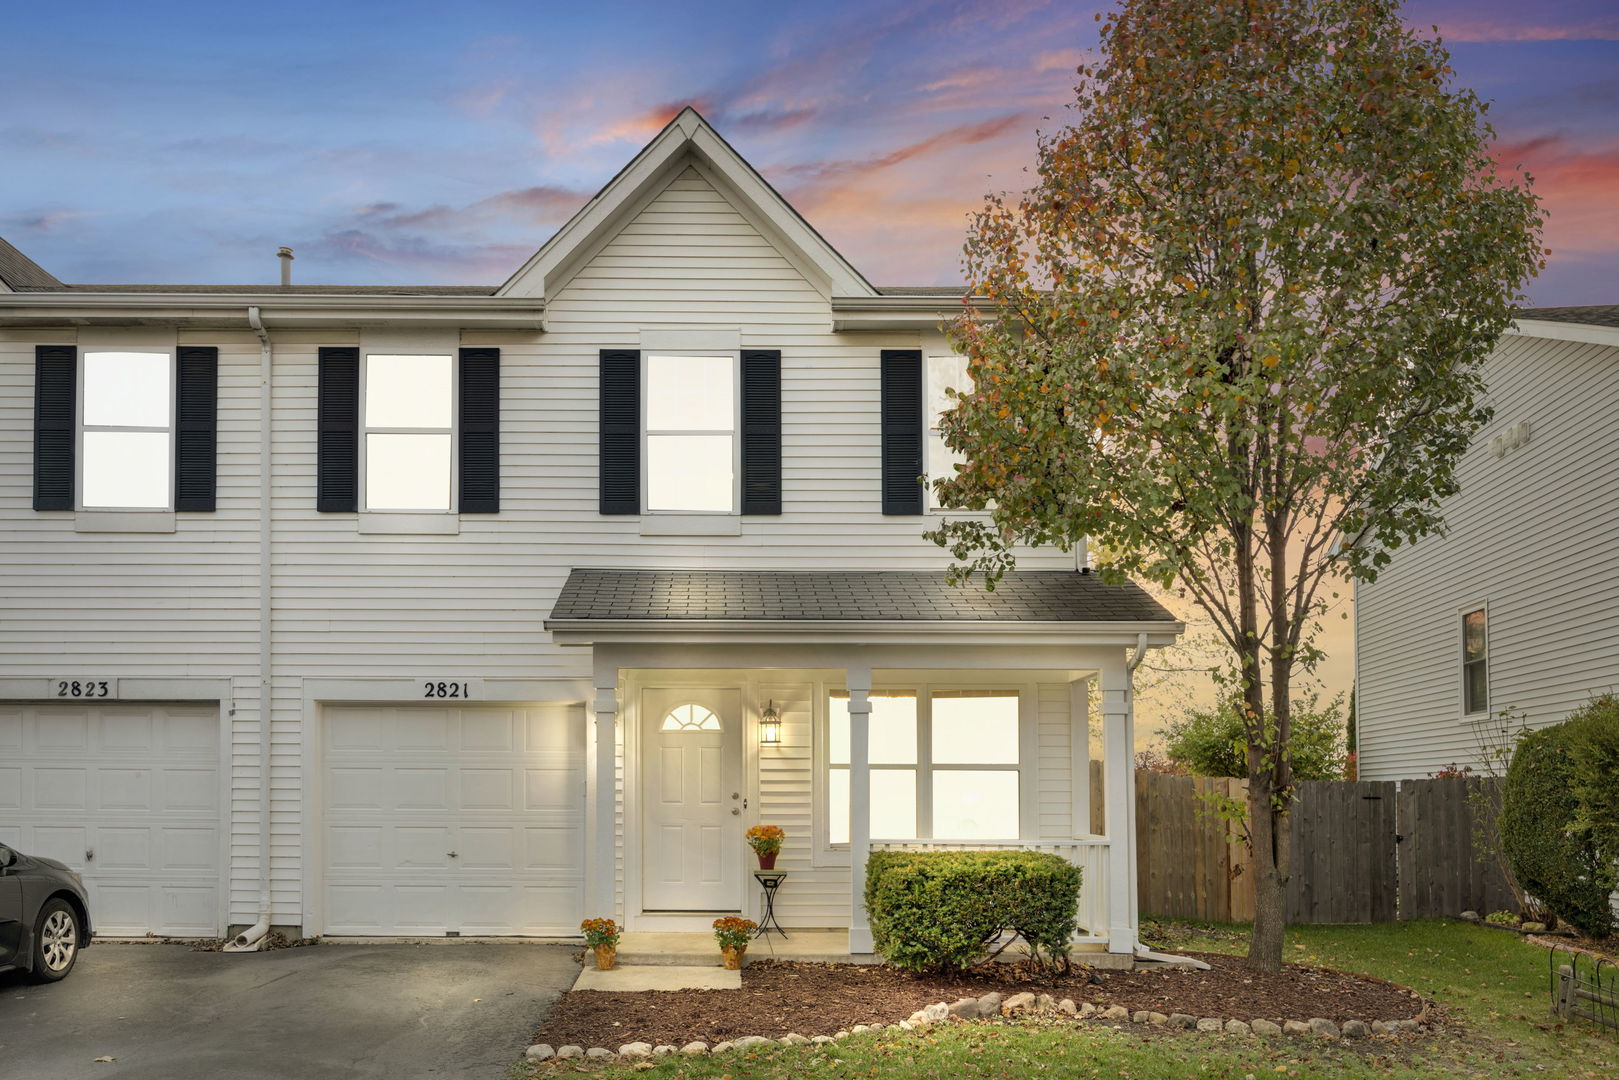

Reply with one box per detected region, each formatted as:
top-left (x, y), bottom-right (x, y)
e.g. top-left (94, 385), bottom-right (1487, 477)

top-left (1355, 306), bottom-right (1619, 781)
top-left (0, 109), bottom-right (1180, 955)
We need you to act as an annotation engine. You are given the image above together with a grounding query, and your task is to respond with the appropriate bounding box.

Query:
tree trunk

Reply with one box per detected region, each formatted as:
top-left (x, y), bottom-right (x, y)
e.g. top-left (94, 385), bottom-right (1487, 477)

top-left (1247, 774), bottom-right (1286, 971)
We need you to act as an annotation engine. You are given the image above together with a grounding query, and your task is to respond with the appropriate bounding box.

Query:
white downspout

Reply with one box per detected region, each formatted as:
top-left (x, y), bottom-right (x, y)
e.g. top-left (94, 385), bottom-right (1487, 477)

top-left (226, 304), bottom-right (274, 953)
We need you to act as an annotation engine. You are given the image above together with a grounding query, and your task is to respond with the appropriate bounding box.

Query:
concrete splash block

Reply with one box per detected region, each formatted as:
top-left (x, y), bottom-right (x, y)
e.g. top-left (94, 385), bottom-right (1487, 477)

top-left (573, 965), bottom-right (742, 991)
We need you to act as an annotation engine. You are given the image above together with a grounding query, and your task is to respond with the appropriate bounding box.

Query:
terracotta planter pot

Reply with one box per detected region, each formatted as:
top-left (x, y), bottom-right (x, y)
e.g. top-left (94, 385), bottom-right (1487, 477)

top-left (720, 944), bottom-right (747, 970)
top-left (593, 944), bottom-right (617, 971)
top-left (755, 850), bottom-right (778, 870)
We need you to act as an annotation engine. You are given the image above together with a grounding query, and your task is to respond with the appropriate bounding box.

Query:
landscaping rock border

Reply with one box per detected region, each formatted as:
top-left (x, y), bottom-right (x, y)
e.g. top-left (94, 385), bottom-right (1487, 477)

top-left (521, 989), bottom-right (1427, 1065)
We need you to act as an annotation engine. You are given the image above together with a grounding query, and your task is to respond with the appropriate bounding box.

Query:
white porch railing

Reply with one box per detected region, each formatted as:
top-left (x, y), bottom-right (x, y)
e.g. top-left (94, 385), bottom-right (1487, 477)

top-left (870, 840), bottom-right (1111, 942)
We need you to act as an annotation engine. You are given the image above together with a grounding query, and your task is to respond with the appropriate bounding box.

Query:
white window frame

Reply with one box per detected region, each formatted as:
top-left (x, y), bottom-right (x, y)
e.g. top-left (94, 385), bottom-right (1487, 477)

top-left (358, 351), bottom-right (458, 514)
top-left (77, 348), bottom-right (176, 511)
top-left (1460, 602), bottom-right (1490, 718)
top-left (640, 350), bottom-right (741, 515)
top-left (925, 352), bottom-right (972, 512)
top-left (816, 678), bottom-right (1036, 862)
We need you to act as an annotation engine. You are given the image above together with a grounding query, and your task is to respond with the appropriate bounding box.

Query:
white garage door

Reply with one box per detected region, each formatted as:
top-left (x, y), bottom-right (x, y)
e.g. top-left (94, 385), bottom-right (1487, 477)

top-left (0, 702), bottom-right (222, 936)
top-left (321, 704), bottom-right (586, 936)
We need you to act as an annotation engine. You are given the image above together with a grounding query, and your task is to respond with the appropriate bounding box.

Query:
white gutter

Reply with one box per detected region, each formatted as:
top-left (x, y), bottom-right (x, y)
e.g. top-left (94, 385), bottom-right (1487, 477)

top-left (0, 292), bottom-right (546, 330)
top-left (226, 305), bottom-right (274, 954)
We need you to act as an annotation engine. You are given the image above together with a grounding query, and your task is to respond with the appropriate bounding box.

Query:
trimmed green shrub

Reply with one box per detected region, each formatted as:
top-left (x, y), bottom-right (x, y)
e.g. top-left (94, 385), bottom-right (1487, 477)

top-left (1500, 707), bottom-right (1619, 939)
top-left (864, 849), bottom-right (1081, 973)
top-left (1568, 695), bottom-right (1619, 908)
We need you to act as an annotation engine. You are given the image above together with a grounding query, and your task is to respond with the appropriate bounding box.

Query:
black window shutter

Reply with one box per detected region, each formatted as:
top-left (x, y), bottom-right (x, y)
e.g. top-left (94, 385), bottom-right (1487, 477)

top-left (175, 346), bottom-right (219, 512)
top-left (880, 349), bottom-right (925, 515)
top-left (316, 347), bottom-right (359, 512)
top-left (33, 345), bottom-right (76, 511)
top-left (740, 349), bottom-right (782, 515)
top-left (599, 349), bottom-right (641, 514)
top-left (458, 347), bottom-right (500, 513)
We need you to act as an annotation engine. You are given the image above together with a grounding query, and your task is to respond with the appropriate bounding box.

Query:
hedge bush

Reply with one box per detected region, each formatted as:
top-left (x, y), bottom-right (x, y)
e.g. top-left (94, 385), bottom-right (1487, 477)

top-left (1500, 705), bottom-right (1619, 939)
top-left (864, 849), bottom-right (1081, 973)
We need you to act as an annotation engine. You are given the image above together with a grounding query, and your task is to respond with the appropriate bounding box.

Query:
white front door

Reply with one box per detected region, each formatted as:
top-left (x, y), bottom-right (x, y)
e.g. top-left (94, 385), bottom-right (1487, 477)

top-left (641, 688), bottom-right (743, 912)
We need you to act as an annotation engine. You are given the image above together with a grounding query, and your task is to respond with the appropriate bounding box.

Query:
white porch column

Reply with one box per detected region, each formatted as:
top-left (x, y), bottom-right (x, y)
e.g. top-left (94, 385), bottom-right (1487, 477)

top-left (590, 663), bottom-right (619, 918)
top-left (1100, 654), bottom-right (1139, 954)
top-left (846, 667), bottom-right (873, 954)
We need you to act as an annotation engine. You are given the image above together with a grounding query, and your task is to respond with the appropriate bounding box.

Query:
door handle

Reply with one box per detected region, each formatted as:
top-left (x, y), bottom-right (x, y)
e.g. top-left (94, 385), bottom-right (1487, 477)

top-left (85, 848), bottom-right (95, 862)
top-left (731, 808), bottom-right (740, 816)
top-left (447, 851), bottom-right (459, 859)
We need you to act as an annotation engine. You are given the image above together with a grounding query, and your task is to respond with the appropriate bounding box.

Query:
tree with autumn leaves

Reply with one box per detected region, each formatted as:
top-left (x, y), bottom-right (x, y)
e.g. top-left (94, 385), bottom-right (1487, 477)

top-left (931, 0), bottom-right (1543, 971)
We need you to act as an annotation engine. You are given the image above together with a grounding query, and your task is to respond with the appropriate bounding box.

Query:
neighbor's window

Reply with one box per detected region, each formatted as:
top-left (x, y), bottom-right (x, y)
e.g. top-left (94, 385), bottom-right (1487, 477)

top-left (1463, 608), bottom-right (1488, 714)
top-left (925, 354), bottom-right (970, 510)
top-left (828, 689), bottom-right (1021, 844)
top-left (81, 350), bottom-right (173, 509)
top-left (364, 354), bottom-right (452, 511)
top-left (645, 353), bottom-right (734, 512)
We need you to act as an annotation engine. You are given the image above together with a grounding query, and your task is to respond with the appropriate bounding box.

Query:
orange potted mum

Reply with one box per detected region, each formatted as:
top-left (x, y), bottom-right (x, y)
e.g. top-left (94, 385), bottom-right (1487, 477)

top-left (713, 915), bottom-right (757, 969)
top-left (581, 917), bottom-right (620, 970)
top-left (745, 824), bottom-right (785, 869)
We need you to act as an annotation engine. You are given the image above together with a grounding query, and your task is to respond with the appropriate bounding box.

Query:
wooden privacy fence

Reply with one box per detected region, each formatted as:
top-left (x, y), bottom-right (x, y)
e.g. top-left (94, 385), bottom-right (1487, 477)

top-left (1136, 771), bottom-right (1509, 924)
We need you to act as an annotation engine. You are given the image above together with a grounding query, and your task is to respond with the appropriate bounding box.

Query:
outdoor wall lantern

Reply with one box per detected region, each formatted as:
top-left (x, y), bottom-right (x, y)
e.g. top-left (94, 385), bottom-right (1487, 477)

top-left (759, 700), bottom-right (782, 745)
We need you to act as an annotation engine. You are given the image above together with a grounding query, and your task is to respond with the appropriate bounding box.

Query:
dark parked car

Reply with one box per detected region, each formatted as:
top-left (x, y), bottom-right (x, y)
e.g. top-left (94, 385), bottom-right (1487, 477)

top-left (0, 843), bottom-right (92, 982)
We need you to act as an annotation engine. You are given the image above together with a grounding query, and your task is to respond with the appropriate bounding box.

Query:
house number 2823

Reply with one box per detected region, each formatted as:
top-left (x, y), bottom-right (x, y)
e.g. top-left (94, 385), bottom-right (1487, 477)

top-left (56, 679), bottom-right (113, 698)
top-left (422, 681), bottom-right (470, 699)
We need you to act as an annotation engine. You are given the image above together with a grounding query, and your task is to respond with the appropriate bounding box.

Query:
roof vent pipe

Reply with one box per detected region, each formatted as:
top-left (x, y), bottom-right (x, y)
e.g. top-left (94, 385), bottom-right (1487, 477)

top-left (277, 247), bottom-right (294, 287)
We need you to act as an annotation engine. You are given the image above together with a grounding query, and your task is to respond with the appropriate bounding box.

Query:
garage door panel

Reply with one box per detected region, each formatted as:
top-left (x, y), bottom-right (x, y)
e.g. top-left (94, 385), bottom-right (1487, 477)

top-left (461, 710), bottom-right (516, 751)
top-left (34, 768), bottom-right (88, 810)
top-left (6, 703), bottom-right (222, 937)
top-left (396, 767), bottom-right (450, 810)
top-left (459, 769), bottom-right (514, 810)
top-left (323, 704), bottom-right (585, 936)
top-left (99, 768), bottom-right (153, 810)
top-left (160, 768), bottom-right (219, 812)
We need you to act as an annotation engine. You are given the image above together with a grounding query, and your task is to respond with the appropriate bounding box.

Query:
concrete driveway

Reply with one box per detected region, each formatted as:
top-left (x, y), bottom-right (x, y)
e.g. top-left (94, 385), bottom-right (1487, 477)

top-left (0, 941), bottom-right (579, 1080)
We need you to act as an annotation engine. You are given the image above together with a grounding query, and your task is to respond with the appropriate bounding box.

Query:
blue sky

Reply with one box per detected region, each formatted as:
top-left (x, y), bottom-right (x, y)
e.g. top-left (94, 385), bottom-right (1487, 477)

top-left (5, 0), bottom-right (1617, 304)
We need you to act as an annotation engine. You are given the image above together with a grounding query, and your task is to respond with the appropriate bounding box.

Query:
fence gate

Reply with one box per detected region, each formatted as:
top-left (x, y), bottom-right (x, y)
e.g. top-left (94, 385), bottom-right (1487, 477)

top-left (1285, 780), bottom-right (1398, 923)
top-left (1395, 777), bottom-right (1517, 919)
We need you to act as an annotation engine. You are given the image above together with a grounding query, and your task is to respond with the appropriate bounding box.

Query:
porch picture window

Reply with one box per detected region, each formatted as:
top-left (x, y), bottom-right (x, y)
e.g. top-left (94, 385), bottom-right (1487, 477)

top-left (81, 350), bottom-right (173, 509)
top-left (363, 353), bottom-right (453, 511)
top-left (1462, 608), bottom-right (1488, 714)
top-left (644, 353), bottom-right (735, 512)
top-left (828, 689), bottom-right (1021, 844)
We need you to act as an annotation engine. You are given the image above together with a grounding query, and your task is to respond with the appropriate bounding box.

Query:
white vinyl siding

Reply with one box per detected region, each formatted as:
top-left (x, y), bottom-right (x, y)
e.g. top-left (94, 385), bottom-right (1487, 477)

top-left (0, 159), bottom-right (1079, 931)
top-left (1357, 333), bottom-right (1619, 780)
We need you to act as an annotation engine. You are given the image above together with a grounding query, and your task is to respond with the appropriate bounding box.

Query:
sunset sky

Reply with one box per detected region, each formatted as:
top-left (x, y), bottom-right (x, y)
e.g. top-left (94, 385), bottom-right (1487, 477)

top-left (6, 0), bottom-right (1615, 740)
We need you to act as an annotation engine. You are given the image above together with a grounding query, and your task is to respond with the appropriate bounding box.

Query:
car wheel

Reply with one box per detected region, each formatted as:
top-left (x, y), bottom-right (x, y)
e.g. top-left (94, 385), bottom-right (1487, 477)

top-left (29, 898), bottom-right (81, 982)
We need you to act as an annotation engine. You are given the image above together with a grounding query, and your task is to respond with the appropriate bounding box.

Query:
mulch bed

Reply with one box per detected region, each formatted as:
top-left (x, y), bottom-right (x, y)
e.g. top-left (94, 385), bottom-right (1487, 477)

top-left (532, 954), bottom-right (1426, 1049)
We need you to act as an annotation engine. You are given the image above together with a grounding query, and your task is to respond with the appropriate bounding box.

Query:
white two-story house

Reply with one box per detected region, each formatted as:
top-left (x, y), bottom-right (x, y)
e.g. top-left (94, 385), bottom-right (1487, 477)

top-left (0, 109), bottom-right (1179, 956)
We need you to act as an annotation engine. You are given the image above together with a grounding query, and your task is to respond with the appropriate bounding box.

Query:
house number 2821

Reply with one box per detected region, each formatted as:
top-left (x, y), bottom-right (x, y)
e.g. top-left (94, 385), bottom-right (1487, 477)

top-left (423, 681), bottom-right (470, 699)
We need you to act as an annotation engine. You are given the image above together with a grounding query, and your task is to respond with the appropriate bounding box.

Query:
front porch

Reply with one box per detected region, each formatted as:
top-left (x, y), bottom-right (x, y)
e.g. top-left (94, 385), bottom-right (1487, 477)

top-left (543, 569), bottom-right (1182, 959)
top-left (603, 927), bottom-right (1136, 969)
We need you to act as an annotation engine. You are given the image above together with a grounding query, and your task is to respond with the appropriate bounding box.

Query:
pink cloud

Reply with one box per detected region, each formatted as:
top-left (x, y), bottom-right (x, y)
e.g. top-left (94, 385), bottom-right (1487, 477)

top-left (1495, 135), bottom-right (1619, 256)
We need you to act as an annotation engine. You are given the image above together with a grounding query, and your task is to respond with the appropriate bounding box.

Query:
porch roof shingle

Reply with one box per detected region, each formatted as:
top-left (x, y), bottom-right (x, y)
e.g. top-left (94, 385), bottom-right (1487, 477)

top-left (548, 569), bottom-right (1176, 624)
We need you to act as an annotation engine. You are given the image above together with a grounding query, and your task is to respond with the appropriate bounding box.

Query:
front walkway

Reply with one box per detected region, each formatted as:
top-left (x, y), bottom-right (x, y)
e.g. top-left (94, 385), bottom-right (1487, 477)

top-left (0, 942), bottom-right (578, 1080)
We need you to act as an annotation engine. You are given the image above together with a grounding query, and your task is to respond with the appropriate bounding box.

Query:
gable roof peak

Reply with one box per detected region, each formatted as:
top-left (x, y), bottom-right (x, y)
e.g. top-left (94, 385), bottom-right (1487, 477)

top-left (495, 108), bottom-right (876, 299)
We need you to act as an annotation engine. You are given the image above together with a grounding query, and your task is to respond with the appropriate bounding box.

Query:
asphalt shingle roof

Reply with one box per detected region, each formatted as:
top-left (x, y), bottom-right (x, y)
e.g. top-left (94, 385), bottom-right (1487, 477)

top-left (1519, 305), bottom-right (1619, 329)
top-left (548, 569), bottom-right (1177, 624)
top-left (0, 236), bottom-right (64, 290)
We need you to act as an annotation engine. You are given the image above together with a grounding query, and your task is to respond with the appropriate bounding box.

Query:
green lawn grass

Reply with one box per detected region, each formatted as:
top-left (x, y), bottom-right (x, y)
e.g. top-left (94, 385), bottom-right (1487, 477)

top-left (523, 920), bottom-right (1619, 1079)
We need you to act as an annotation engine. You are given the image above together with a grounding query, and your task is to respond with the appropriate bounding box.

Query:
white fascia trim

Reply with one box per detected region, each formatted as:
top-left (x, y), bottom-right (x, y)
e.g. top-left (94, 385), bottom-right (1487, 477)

top-left (1508, 319), bottom-right (1619, 349)
top-left (0, 294), bottom-right (546, 330)
top-left (545, 618), bottom-right (1184, 647)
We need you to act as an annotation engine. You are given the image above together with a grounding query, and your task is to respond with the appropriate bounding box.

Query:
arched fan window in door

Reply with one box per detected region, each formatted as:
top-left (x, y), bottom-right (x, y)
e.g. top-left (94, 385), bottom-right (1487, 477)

top-left (660, 703), bottom-right (721, 732)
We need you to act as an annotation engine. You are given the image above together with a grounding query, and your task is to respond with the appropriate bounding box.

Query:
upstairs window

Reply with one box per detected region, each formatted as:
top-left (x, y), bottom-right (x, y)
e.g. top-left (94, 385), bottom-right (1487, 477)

top-left (364, 354), bottom-right (452, 511)
top-left (925, 354), bottom-right (970, 510)
top-left (81, 350), bottom-right (172, 509)
top-left (1463, 608), bottom-right (1488, 714)
top-left (644, 353), bottom-right (736, 512)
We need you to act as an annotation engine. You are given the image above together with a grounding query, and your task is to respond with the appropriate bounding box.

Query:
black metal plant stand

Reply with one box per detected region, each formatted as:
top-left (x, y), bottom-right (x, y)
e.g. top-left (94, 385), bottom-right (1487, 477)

top-left (753, 870), bottom-right (790, 939)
